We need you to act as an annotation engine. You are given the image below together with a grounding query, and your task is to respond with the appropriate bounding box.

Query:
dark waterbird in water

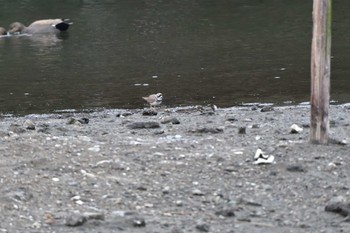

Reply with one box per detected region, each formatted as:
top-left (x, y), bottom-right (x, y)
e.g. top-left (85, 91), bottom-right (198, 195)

top-left (8, 19), bottom-right (72, 34)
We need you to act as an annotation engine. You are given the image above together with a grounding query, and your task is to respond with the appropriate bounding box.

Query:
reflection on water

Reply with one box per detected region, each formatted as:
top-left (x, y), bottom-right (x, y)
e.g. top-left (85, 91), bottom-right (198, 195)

top-left (0, 0), bottom-right (349, 115)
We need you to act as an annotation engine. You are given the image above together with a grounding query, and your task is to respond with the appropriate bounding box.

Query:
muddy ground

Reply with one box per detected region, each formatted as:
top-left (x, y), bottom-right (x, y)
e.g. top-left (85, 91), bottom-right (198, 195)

top-left (0, 104), bottom-right (350, 233)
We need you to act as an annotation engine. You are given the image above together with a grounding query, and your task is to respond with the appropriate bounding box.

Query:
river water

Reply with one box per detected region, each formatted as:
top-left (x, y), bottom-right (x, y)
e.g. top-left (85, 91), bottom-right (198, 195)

top-left (0, 0), bottom-right (349, 115)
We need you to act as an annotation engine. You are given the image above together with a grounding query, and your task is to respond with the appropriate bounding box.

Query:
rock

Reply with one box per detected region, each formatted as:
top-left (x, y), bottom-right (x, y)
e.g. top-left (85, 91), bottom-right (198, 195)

top-left (329, 138), bottom-right (348, 145)
top-left (237, 197), bottom-right (263, 207)
top-left (161, 116), bottom-right (180, 124)
top-left (67, 118), bottom-right (77, 125)
top-left (238, 127), bottom-right (246, 134)
top-left (83, 212), bottom-right (105, 221)
top-left (226, 117), bottom-right (238, 122)
top-left (195, 222), bottom-right (210, 232)
top-left (127, 122), bottom-right (161, 129)
top-left (261, 106), bottom-right (274, 112)
top-left (192, 188), bottom-right (205, 196)
top-left (78, 117), bottom-right (89, 124)
top-left (325, 196), bottom-right (350, 217)
top-left (286, 164), bottom-right (306, 172)
top-left (65, 212), bottom-right (87, 227)
top-left (142, 109), bottom-right (158, 116)
top-left (175, 200), bottom-right (183, 206)
top-left (131, 217), bottom-right (146, 227)
top-left (251, 105), bottom-right (258, 111)
top-left (215, 206), bottom-right (235, 217)
top-left (190, 127), bottom-right (223, 134)
top-left (23, 119), bottom-right (35, 130)
top-left (162, 186), bottom-right (171, 194)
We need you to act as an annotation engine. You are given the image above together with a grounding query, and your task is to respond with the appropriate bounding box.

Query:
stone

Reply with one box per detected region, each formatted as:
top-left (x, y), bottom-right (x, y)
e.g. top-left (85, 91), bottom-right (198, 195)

top-left (325, 196), bottom-right (350, 217)
top-left (238, 127), bottom-right (246, 134)
top-left (131, 217), bottom-right (146, 227)
top-left (261, 106), bottom-right (274, 112)
top-left (142, 109), bottom-right (158, 116)
top-left (161, 116), bottom-right (180, 124)
top-left (23, 119), bottom-right (35, 130)
top-left (286, 164), bottom-right (306, 172)
top-left (127, 122), bottom-right (161, 129)
top-left (83, 212), bottom-right (105, 221)
top-left (78, 117), bottom-right (89, 124)
top-left (192, 188), bottom-right (205, 196)
top-left (215, 206), bottom-right (235, 217)
top-left (65, 212), bottom-right (87, 227)
top-left (195, 222), bottom-right (210, 232)
top-left (226, 117), bottom-right (238, 122)
top-left (190, 127), bottom-right (223, 134)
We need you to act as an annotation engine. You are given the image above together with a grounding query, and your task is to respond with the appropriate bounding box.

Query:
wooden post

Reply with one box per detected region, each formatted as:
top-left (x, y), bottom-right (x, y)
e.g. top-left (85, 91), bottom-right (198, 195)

top-left (310, 0), bottom-right (332, 144)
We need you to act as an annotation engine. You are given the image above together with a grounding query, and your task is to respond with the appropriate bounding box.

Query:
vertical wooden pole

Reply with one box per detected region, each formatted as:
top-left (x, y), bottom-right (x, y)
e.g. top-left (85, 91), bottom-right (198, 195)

top-left (310, 0), bottom-right (332, 144)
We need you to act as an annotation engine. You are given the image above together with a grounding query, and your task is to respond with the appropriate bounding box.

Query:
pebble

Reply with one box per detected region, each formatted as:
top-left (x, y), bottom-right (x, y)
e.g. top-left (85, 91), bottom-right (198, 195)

top-left (78, 117), bottom-right (89, 124)
top-left (127, 122), bottom-right (161, 129)
top-left (83, 212), bottom-right (105, 220)
top-left (142, 109), bottom-right (158, 116)
top-left (23, 119), bottom-right (35, 130)
top-left (195, 222), bottom-right (210, 232)
top-left (215, 206), bottom-right (235, 217)
top-left (192, 188), bottom-right (205, 196)
top-left (261, 106), bottom-right (274, 112)
top-left (65, 212), bottom-right (87, 227)
top-left (161, 116), bottom-right (180, 124)
top-left (190, 127), bottom-right (223, 134)
top-left (286, 164), bottom-right (306, 172)
top-left (226, 117), bottom-right (238, 122)
top-left (325, 196), bottom-right (350, 217)
top-left (238, 127), bottom-right (246, 134)
top-left (175, 200), bottom-right (183, 206)
top-left (131, 217), bottom-right (146, 227)
top-left (162, 186), bottom-right (171, 194)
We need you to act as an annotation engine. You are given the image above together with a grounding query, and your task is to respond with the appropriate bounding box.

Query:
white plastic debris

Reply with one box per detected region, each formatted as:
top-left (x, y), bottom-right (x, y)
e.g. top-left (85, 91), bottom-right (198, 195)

top-left (253, 148), bottom-right (275, 165)
top-left (290, 124), bottom-right (303, 134)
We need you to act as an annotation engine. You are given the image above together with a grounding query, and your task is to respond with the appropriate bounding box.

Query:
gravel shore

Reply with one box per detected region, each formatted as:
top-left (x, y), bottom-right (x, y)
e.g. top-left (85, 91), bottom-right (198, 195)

top-left (1, 104), bottom-right (350, 233)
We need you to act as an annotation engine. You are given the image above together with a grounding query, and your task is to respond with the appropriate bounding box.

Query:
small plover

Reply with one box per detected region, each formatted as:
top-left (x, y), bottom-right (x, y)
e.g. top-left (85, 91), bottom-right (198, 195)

top-left (142, 93), bottom-right (163, 107)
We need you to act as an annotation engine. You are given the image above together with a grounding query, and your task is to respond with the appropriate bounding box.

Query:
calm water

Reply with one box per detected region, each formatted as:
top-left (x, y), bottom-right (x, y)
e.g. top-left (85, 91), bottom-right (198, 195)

top-left (0, 0), bottom-right (349, 115)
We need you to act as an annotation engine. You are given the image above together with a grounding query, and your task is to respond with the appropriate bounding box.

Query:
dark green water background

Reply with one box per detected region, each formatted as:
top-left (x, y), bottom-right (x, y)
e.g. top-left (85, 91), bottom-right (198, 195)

top-left (0, 0), bottom-right (349, 114)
